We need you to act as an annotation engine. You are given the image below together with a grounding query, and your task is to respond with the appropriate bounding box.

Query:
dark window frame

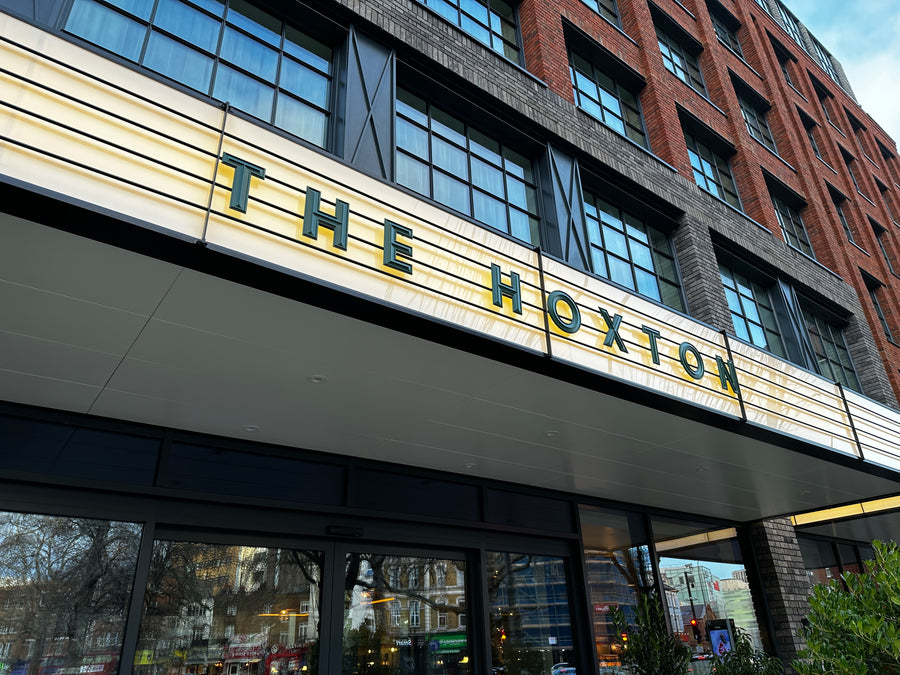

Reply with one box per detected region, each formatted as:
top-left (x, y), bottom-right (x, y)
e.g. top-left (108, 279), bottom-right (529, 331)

top-left (63, 0), bottom-right (338, 149)
top-left (418, 0), bottom-right (522, 63)
top-left (394, 86), bottom-right (541, 244)
top-left (569, 49), bottom-right (648, 148)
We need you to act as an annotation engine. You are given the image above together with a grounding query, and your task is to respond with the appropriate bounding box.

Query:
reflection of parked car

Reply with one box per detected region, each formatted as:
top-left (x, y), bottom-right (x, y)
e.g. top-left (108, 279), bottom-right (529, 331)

top-left (551, 663), bottom-right (577, 675)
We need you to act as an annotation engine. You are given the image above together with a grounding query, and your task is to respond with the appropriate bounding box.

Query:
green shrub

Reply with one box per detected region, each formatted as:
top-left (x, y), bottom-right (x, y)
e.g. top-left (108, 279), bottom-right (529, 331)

top-left (711, 627), bottom-right (782, 675)
top-left (794, 539), bottom-right (900, 675)
top-left (611, 591), bottom-right (689, 675)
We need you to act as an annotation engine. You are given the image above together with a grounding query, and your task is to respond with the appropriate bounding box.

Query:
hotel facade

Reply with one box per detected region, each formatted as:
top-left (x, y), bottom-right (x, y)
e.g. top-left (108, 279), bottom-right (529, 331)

top-left (1, 0), bottom-right (900, 672)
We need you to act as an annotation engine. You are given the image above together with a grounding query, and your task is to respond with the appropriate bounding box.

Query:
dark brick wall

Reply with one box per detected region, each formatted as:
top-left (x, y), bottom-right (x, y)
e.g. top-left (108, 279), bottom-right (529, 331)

top-left (748, 517), bottom-right (811, 671)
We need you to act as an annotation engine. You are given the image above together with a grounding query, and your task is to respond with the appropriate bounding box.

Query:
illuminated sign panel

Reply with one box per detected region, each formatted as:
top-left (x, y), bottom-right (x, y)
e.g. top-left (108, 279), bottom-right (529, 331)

top-left (0, 12), bottom-right (898, 468)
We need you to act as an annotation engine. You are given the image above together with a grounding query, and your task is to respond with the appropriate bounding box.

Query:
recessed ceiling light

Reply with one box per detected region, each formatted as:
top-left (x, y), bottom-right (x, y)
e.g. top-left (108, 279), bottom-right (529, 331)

top-left (307, 375), bottom-right (327, 384)
top-left (800, 490), bottom-right (811, 495)
top-left (242, 424), bottom-right (260, 432)
top-left (696, 466), bottom-right (709, 473)
top-left (464, 462), bottom-right (478, 469)
top-left (544, 430), bottom-right (560, 437)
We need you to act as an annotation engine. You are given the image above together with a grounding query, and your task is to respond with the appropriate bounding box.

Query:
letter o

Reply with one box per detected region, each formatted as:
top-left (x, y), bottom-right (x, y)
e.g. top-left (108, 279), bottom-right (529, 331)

top-left (547, 291), bottom-right (581, 334)
top-left (678, 342), bottom-right (705, 380)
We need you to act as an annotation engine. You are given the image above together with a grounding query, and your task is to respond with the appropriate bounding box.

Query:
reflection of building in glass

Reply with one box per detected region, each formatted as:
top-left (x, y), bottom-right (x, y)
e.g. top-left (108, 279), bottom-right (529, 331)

top-left (135, 544), bottom-right (321, 675)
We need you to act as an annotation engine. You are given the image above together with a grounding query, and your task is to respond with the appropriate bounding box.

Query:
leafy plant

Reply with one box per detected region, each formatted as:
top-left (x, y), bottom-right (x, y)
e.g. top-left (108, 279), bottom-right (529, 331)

top-left (711, 627), bottom-right (782, 675)
top-left (794, 539), bottom-right (900, 675)
top-left (611, 591), bottom-right (689, 675)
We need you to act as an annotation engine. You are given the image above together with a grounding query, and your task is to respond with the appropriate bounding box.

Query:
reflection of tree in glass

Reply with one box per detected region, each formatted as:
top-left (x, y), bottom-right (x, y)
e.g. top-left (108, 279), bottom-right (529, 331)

top-left (136, 543), bottom-right (322, 675)
top-left (0, 512), bottom-right (141, 675)
top-left (342, 554), bottom-right (468, 675)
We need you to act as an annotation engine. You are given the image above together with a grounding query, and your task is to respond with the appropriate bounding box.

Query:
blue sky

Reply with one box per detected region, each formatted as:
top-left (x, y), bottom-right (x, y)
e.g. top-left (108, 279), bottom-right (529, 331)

top-left (784, 0), bottom-right (900, 145)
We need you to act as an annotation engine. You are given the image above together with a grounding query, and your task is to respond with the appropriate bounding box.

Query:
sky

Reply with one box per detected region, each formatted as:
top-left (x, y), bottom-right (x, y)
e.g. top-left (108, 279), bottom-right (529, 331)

top-left (784, 0), bottom-right (900, 146)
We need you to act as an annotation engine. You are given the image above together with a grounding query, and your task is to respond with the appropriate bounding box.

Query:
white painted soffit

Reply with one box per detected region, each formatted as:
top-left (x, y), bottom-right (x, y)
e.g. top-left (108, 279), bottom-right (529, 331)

top-left (1, 213), bottom-right (899, 522)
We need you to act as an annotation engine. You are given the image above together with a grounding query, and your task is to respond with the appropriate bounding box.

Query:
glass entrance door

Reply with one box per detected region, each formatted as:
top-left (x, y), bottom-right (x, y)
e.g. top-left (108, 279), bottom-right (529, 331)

top-left (340, 552), bottom-right (470, 675)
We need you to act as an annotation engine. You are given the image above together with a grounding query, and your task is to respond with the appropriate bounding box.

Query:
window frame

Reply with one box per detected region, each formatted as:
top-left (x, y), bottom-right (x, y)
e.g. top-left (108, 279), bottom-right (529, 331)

top-left (719, 262), bottom-right (788, 357)
top-left (771, 191), bottom-right (815, 258)
top-left (63, 0), bottom-right (337, 149)
top-left (737, 93), bottom-right (777, 154)
top-left (579, 0), bottom-right (619, 27)
top-left (684, 130), bottom-right (742, 210)
top-left (801, 305), bottom-right (862, 391)
top-left (581, 186), bottom-right (685, 312)
top-left (708, 1), bottom-right (743, 57)
top-left (418, 0), bottom-right (522, 63)
top-left (569, 50), bottom-right (648, 148)
top-left (655, 22), bottom-right (706, 95)
top-left (394, 86), bottom-right (541, 244)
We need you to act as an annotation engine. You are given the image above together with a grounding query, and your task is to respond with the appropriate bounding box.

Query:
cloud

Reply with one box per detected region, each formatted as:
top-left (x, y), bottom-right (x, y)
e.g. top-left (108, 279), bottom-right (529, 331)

top-left (785, 1), bottom-right (900, 144)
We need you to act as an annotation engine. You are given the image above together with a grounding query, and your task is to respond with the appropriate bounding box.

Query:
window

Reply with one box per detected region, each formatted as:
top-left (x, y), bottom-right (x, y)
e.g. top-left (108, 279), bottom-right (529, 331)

top-left (753, 0), bottom-right (772, 15)
top-left (831, 192), bottom-right (855, 244)
top-left (771, 40), bottom-right (796, 88)
top-left (390, 600), bottom-right (401, 626)
top-left (866, 277), bottom-right (894, 341)
top-left (813, 81), bottom-right (838, 129)
top-left (708, 2), bottom-right (743, 57)
top-left (583, 189), bottom-right (684, 311)
top-left (842, 148), bottom-right (865, 196)
top-left (802, 308), bottom-right (861, 391)
top-left (720, 263), bottom-right (786, 356)
top-left (580, 0), bottom-right (619, 26)
top-left (848, 113), bottom-right (874, 163)
top-left (409, 600), bottom-right (421, 627)
top-left (65, 0), bottom-right (334, 148)
top-left (777, 3), bottom-right (803, 46)
top-left (457, 599), bottom-right (466, 627)
top-left (395, 88), bottom-right (540, 243)
top-left (408, 566), bottom-right (420, 588)
top-left (871, 219), bottom-right (895, 274)
top-left (656, 24), bottom-right (705, 95)
top-left (420, 0), bottom-right (519, 62)
top-left (772, 192), bottom-right (814, 257)
top-left (799, 110), bottom-right (823, 160)
top-left (570, 52), bottom-right (647, 147)
top-left (684, 131), bottom-right (741, 209)
top-left (737, 92), bottom-right (777, 154)
top-left (877, 180), bottom-right (898, 223)
top-left (810, 37), bottom-right (840, 84)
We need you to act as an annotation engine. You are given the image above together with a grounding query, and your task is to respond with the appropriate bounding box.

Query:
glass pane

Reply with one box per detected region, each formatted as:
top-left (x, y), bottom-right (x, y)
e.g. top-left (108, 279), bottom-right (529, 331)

top-left (342, 553), bottom-right (469, 675)
top-left (106, 0), bottom-right (152, 20)
top-left (213, 64), bottom-right (274, 120)
top-left (220, 26), bottom-right (279, 81)
top-left (432, 137), bottom-right (468, 178)
top-left (397, 118), bottom-right (429, 159)
top-left (431, 108), bottom-right (466, 146)
top-left (580, 505), bottom-right (653, 671)
top-left (0, 512), bottom-right (141, 674)
top-left (153, 0), bottom-right (221, 52)
top-left (144, 32), bottom-right (214, 92)
top-left (487, 552), bottom-right (576, 675)
top-left (227, 0), bottom-right (281, 46)
top-left (471, 157), bottom-right (504, 195)
top-left (284, 25), bottom-right (332, 72)
top-left (275, 94), bottom-right (328, 147)
top-left (136, 541), bottom-right (322, 674)
top-left (653, 516), bottom-right (765, 658)
top-left (433, 172), bottom-right (470, 214)
top-left (474, 191), bottom-right (507, 232)
top-left (397, 153), bottom-right (430, 197)
top-left (280, 57), bottom-right (330, 108)
top-left (66, 0), bottom-right (146, 62)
